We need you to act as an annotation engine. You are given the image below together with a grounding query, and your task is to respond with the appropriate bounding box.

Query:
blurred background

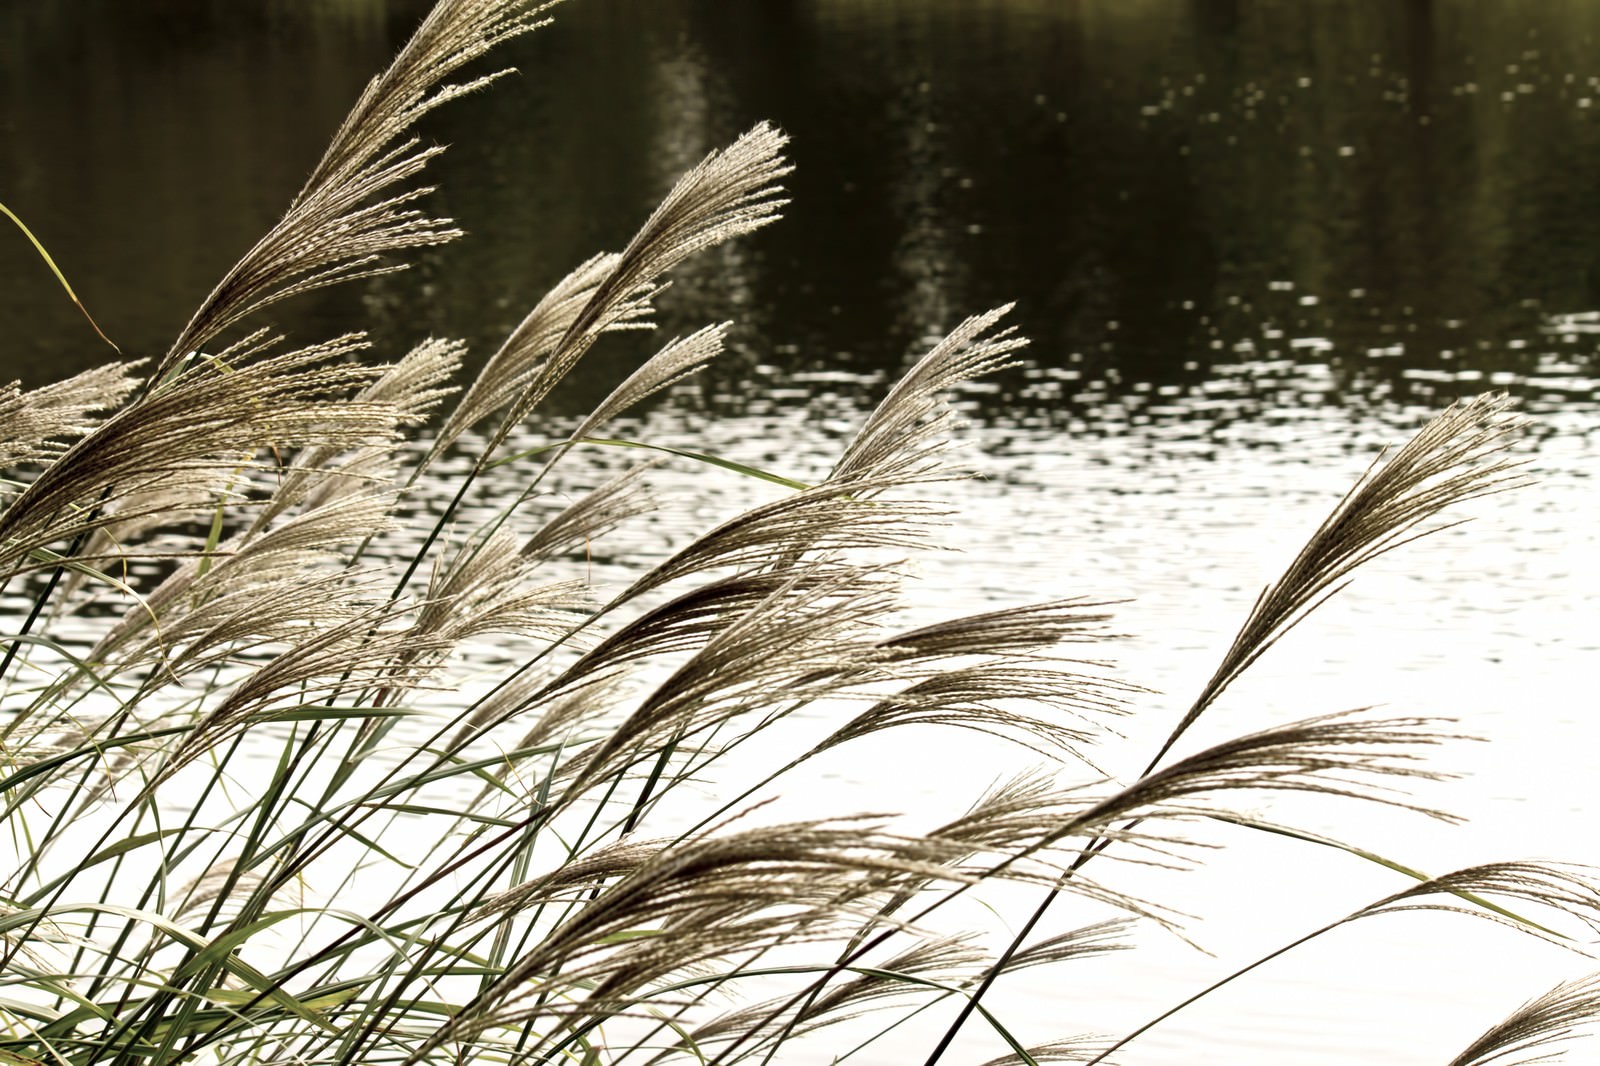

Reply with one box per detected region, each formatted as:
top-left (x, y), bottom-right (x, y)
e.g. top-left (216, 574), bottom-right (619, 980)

top-left (3, 2), bottom-right (1599, 1063)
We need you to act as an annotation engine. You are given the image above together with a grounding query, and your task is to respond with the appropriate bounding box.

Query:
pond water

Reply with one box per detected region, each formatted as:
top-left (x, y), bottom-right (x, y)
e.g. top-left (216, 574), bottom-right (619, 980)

top-left (4, 1), bottom-right (1600, 1063)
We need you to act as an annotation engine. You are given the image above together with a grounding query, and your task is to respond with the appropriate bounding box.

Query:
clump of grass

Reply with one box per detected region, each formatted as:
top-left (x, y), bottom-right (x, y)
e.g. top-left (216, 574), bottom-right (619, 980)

top-left (0, 2), bottom-right (1595, 1064)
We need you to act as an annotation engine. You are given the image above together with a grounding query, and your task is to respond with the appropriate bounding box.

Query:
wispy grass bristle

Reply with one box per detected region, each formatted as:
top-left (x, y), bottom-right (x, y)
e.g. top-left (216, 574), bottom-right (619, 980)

top-left (982, 1037), bottom-right (1119, 1066)
top-left (161, 0), bottom-right (561, 370)
top-left (1154, 391), bottom-right (1529, 765)
top-left (832, 303), bottom-right (1028, 485)
top-left (432, 251), bottom-right (635, 459)
top-left (0, 362), bottom-right (144, 472)
top-left (1447, 972), bottom-right (1600, 1066)
top-left (519, 460), bottom-right (659, 563)
top-left (569, 323), bottom-right (729, 444)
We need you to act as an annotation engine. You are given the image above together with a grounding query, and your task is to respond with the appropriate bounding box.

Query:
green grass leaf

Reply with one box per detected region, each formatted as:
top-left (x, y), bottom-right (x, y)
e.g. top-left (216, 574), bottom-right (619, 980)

top-left (490, 436), bottom-right (811, 490)
top-left (0, 197), bottom-right (119, 352)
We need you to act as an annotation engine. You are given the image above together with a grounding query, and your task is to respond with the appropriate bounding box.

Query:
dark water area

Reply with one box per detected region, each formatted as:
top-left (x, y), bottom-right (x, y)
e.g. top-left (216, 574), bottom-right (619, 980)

top-left (5, 0), bottom-right (1600, 432)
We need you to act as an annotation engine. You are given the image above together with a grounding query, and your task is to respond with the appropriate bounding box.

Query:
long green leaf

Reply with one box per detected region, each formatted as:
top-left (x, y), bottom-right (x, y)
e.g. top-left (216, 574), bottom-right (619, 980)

top-left (0, 197), bottom-right (119, 351)
top-left (489, 436), bottom-right (811, 490)
top-left (1215, 814), bottom-right (1565, 938)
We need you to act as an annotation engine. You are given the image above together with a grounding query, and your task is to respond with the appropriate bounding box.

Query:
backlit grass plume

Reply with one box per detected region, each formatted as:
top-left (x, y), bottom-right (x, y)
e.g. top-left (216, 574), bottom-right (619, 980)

top-left (0, 3), bottom-right (1590, 1066)
top-left (1447, 972), bottom-right (1600, 1066)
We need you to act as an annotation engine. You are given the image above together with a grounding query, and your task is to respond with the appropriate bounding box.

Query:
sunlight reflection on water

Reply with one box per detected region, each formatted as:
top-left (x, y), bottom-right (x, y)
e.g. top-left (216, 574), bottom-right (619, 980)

top-left (368, 353), bottom-right (1597, 1065)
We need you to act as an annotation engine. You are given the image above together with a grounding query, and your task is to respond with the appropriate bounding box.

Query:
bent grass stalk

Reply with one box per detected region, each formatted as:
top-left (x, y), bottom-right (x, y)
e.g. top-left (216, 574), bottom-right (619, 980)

top-left (0, 3), bottom-right (1594, 1066)
top-left (0, 197), bottom-right (120, 353)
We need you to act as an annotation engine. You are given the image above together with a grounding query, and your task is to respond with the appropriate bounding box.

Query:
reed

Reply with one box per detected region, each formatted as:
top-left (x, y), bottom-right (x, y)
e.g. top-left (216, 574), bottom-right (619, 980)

top-left (1, 2), bottom-right (1594, 1064)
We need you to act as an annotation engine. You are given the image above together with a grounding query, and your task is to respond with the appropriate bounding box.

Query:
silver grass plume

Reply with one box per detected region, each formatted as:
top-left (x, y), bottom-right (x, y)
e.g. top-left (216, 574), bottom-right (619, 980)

top-left (1447, 972), bottom-right (1600, 1066)
top-left (557, 564), bottom-right (897, 801)
top-left (419, 820), bottom-right (981, 1057)
top-left (677, 935), bottom-right (990, 1056)
top-left (86, 491), bottom-right (398, 673)
top-left (159, 1), bottom-right (560, 371)
top-left (545, 565), bottom-right (913, 745)
top-left (151, 603), bottom-right (449, 785)
top-left (417, 529), bottom-right (591, 649)
top-left (612, 480), bottom-right (940, 604)
top-left (983, 1038), bottom-right (1120, 1066)
top-left (470, 836), bottom-right (670, 920)
top-left (380, 529), bottom-right (592, 713)
top-left (580, 567), bottom-right (863, 669)
top-left (1065, 711), bottom-right (1462, 835)
top-left (442, 567), bottom-right (871, 786)
top-left (1003, 919), bottom-right (1134, 973)
top-left (937, 772), bottom-right (1104, 860)
top-left (566, 322), bottom-right (729, 444)
top-left (579, 310), bottom-right (1032, 614)
top-left (809, 663), bottom-right (1123, 764)
top-left (864, 606), bottom-right (1131, 739)
top-left (1150, 391), bottom-right (1528, 766)
top-left (448, 570), bottom-right (820, 754)
top-left (877, 599), bottom-right (1121, 662)
top-left (874, 776), bottom-right (1175, 931)
top-left (806, 601), bottom-right (1134, 766)
top-left (830, 303), bottom-right (1027, 486)
top-left (51, 334), bottom-right (443, 598)
top-left (447, 664), bottom-right (620, 766)
top-left (519, 461), bottom-right (659, 563)
top-left (1359, 861), bottom-right (1600, 939)
top-left (0, 362), bottom-right (143, 473)
top-left (171, 857), bottom-right (265, 927)
top-left (1086, 862), bottom-right (1600, 1066)
top-left (484, 124), bottom-right (790, 455)
top-left (786, 935), bottom-right (993, 1029)
top-left (430, 251), bottom-right (644, 459)
top-left (252, 336), bottom-right (462, 529)
top-left (0, 335), bottom-right (397, 581)
top-left (53, 478), bottom-right (242, 608)
top-left (53, 563), bottom-right (393, 808)
top-left (432, 125), bottom-right (787, 464)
